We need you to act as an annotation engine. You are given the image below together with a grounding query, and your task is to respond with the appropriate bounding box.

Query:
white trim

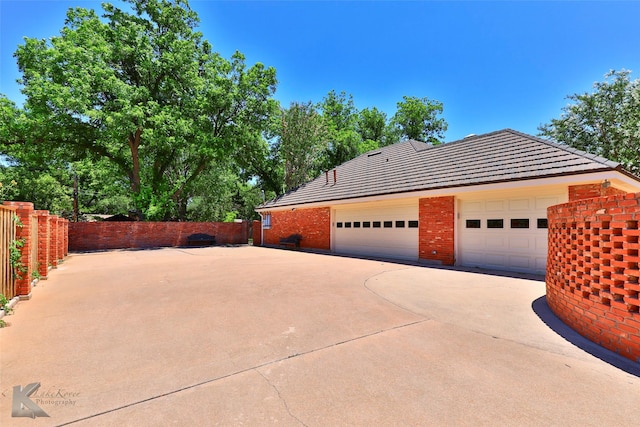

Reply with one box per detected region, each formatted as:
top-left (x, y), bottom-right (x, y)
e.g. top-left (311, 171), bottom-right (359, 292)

top-left (256, 171), bottom-right (640, 212)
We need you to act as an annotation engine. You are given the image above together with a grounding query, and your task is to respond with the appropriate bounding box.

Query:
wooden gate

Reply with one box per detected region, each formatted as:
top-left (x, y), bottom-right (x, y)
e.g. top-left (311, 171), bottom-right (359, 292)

top-left (0, 206), bottom-right (16, 299)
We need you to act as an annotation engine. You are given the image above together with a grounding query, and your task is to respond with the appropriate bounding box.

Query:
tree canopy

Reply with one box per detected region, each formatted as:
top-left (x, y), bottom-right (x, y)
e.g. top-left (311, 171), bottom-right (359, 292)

top-left (390, 96), bottom-right (448, 144)
top-left (6, 0), bottom-right (277, 220)
top-left (539, 69), bottom-right (640, 176)
top-left (0, 0), bottom-right (450, 220)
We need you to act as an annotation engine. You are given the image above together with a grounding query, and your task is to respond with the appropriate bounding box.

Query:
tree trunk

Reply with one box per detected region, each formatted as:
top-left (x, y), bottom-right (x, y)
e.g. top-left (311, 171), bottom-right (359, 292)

top-left (128, 128), bottom-right (143, 220)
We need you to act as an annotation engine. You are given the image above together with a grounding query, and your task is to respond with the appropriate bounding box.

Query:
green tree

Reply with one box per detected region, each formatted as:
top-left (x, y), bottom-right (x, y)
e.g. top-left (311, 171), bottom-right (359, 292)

top-left (0, 162), bottom-right (74, 215)
top-left (9, 0), bottom-right (277, 220)
top-left (539, 69), bottom-right (640, 176)
top-left (390, 96), bottom-right (448, 144)
top-left (318, 90), bottom-right (361, 169)
top-left (275, 102), bottom-right (328, 191)
top-left (357, 107), bottom-right (387, 148)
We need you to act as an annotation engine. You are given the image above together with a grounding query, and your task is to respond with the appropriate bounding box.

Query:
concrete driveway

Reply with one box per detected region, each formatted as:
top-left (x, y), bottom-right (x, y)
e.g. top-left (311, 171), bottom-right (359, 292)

top-left (0, 246), bottom-right (638, 426)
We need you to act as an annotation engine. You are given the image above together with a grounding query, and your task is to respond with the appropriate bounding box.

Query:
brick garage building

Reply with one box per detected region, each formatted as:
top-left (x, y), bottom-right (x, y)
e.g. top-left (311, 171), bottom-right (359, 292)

top-left (256, 130), bottom-right (640, 275)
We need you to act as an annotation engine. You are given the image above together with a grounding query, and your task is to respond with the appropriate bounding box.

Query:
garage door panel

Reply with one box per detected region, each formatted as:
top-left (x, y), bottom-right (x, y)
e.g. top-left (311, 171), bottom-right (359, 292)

top-left (486, 236), bottom-right (505, 247)
top-left (508, 236), bottom-right (530, 250)
top-left (463, 201), bottom-right (483, 212)
top-left (334, 203), bottom-right (418, 261)
top-left (509, 199), bottom-right (530, 210)
top-left (486, 200), bottom-right (504, 211)
top-left (459, 192), bottom-right (564, 274)
top-left (485, 253), bottom-right (507, 266)
top-left (509, 255), bottom-right (531, 269)
top-left (462, 251), bottom-right (485, 265)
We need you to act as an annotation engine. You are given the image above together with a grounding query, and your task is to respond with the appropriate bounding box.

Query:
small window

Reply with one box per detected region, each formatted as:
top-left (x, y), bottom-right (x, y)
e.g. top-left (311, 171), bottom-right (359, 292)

top-left (363, 221), bottom-right (371, 228)
top-left (408, 220), bottom-right (419, 228)
top-left (396, 220), bottom-right (405, 228)
top-left (537, 218), bottom-right (548, 229)
top-left (262, 213), bottom-right (272, 229)
top-left (354, 221), bottom-right (361, 228)
top-left (487, 219), bottom-right (504, 229)
top-left (384, 221), bottom-right (393, 228)
top-left (373, 221), bottom-right (381, 228)
top-left (466, 219), bottom-right (481, 229)
top-left (345, 222), bottom-right (352, 228)
top-left (336, 222), bottom-right (343, 228)
top-left (510, 219), bottom-right (530, 229)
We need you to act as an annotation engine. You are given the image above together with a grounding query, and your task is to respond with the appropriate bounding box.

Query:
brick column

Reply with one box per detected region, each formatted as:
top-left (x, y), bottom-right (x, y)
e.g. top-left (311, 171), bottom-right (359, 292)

top-left (3, 201), bottom-right (35, 298)
top-left (49, 215), bottom-right (59, 268)
top-left (34, 210), bottom-right (51, 279)
top-left (419, 196), bottom-right (455, 265)
top-left (56, 217), bottom-right (65, 264)
top-left (63, 219), bottom-right (69, 256)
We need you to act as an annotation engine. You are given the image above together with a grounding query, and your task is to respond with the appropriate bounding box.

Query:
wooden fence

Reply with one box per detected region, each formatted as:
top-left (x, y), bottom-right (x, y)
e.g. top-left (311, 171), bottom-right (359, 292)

top-left (0, 205), bottom-right (16, 299)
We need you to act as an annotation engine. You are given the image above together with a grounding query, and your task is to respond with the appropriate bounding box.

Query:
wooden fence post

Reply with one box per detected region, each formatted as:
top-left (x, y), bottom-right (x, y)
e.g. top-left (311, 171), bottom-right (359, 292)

top-left (0, 205), bottom-right (17, 299)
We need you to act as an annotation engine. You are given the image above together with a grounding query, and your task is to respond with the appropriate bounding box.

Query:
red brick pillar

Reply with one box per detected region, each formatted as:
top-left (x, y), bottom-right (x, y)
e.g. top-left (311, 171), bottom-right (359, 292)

top-left (63, 220), bottom-right (69, 256)
top-left (49, 215), bottom-right (59, 268)
top-left (3, 201), bottom-right (35, 298)
top-left (419, 196), bottom-right (455, 265)
top-left (252, 220), bottom-right (262, 246)
top-left (34, 210), bottom-right (51, 279)
top-left (56, 217), bottom-right (65, 264)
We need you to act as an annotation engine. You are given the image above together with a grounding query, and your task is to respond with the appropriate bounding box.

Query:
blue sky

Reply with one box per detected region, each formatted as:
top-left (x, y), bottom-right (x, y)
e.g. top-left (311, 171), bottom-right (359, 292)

top-left (1, 0), bottom-right (639, 141)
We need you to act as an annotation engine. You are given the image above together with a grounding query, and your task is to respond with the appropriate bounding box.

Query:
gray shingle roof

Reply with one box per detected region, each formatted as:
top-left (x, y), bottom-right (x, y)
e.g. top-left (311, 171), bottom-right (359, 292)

top-left (259, 129), bottom-right (629, 209)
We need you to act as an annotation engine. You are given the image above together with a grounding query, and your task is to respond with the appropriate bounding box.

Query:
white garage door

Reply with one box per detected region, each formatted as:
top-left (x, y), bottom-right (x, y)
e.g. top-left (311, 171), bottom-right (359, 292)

top-left (333, 202), bottom-right (419, 261)
top-left (458, 194), bottom-right (564, 275)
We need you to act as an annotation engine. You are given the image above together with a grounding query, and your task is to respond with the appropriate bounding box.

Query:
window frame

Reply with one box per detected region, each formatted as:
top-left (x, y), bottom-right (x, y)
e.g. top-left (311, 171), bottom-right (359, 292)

top-left (262, 213), bottom-right (272, 229)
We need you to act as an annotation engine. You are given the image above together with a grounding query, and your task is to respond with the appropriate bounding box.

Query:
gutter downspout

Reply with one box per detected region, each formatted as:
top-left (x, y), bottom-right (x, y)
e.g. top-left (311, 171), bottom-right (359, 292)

top-left (258, 212), bottom-right (264, 246)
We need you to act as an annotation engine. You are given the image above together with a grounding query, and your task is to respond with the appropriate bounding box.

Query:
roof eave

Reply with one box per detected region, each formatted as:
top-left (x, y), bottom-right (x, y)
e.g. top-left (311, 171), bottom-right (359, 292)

top-left (256, 167), bottom-right (635, 211)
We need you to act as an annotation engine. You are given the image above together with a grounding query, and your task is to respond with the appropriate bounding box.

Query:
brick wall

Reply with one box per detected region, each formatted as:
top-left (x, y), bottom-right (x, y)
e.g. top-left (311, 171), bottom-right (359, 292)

top-left (569, 183), bottom-right (626, 201)
top-left (547, 192), bottom-right (640, 362)
top-left (68, 221), bottom-right (249, 251)
top-left (418, 196), bottom-right (455, 265)
top-left (262, 207), bottom-right (331, 250)
top-left (252, 220), bottom-right (262, 246)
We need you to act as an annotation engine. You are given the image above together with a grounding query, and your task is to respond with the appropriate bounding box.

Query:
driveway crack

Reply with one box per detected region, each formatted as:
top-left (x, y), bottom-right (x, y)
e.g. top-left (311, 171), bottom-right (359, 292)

top-left (255, 369), bottom-right (309, 426)
top-left (55, 320), bottom-right (427, 426)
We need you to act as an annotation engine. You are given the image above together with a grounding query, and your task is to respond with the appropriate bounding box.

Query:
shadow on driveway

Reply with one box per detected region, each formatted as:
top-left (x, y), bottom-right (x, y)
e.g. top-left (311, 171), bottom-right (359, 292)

top-left (532, 296), bottom-right (640, 377)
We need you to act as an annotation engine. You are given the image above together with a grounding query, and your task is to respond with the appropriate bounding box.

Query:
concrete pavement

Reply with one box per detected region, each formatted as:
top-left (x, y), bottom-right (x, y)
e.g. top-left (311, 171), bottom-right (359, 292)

top-left (0, 246), bottom-right (638, 426)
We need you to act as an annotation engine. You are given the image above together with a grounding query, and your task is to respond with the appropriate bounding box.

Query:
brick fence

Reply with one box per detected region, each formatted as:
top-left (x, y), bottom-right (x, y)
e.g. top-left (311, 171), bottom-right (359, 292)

top-left (2, 201), bottom-right (68, 299)
top-left (547, 192), bottom-right (640, 362)
top-left (69, 221), bottom-right (249, 251)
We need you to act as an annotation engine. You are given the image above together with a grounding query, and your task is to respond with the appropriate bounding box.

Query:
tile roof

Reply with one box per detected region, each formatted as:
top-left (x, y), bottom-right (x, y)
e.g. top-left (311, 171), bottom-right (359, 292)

top-left (259, 129), bottom-right (628, 209)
